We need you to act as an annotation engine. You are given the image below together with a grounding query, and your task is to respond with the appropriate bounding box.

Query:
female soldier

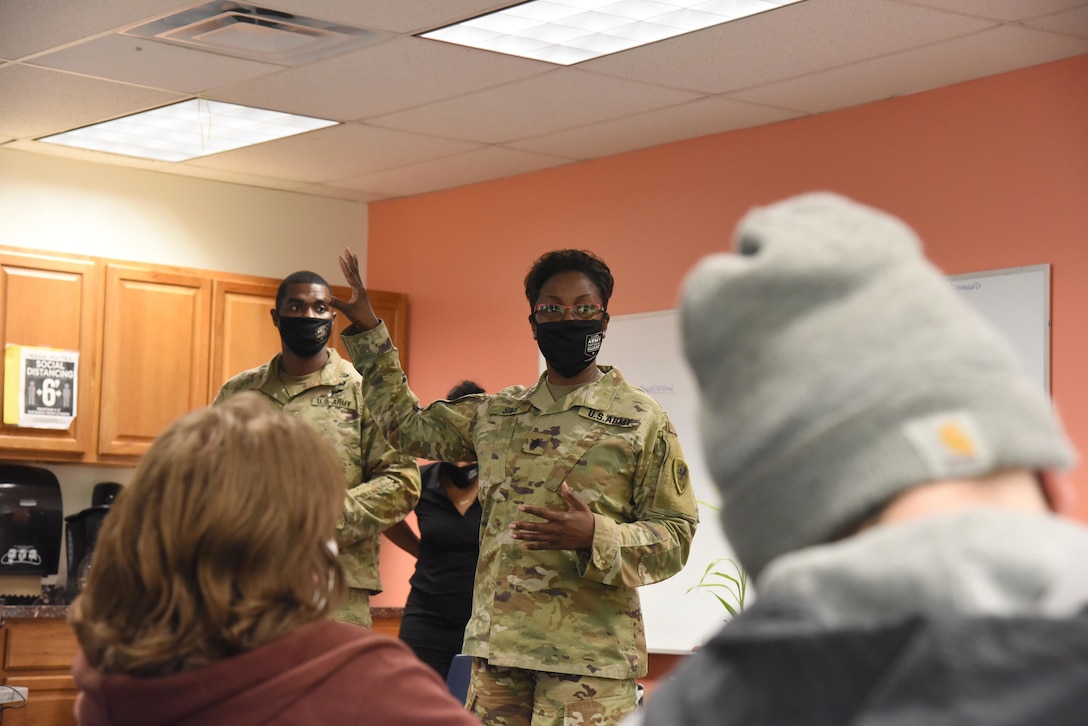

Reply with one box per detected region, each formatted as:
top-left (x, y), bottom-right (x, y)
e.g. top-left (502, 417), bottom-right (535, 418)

top-left (334, 248), bottom-right (699, 726)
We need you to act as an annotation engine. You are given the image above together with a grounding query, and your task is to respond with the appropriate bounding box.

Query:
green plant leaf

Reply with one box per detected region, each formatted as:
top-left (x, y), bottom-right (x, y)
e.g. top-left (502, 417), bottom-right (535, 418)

top-left (687, 556), bottom-right (748, 619)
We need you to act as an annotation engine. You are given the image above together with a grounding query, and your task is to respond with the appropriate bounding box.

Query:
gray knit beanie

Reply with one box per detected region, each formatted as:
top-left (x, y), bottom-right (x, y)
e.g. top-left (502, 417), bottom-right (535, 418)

top-left (680, 192), bottom-right (1075, 580)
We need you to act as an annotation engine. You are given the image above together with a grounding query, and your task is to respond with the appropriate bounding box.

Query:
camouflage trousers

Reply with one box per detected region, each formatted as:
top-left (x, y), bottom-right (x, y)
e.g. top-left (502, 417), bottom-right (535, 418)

top-left (331, 588), bottom-right (372, 628)
top-left (467, 658), bottom-right (638, 726)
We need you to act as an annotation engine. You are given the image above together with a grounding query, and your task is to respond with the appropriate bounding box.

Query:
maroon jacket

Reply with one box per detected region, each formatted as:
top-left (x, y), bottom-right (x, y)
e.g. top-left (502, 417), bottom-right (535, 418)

top-left (72, 619), bottom-right (481, 725)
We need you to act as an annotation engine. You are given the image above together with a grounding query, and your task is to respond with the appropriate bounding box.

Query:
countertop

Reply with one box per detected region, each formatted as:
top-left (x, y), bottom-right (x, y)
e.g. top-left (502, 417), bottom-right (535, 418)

top-left (1, 604), bottom-right (69, 620)
top-left (1, 605), bottom-right (404, 622)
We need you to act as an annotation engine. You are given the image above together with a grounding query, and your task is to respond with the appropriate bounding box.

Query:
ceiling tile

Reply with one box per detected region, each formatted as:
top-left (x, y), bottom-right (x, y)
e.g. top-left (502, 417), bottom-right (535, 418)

top-left (0, 64), bottom-right (182, 138)
top-left (290, 182), bottom-right (384, 202)
top-left (582, 0), bottom-right (995, 94)
top-left (1025, 4), bottom-right (1088, 37)
top-left (29, 34), bottom-right (285, 94)
top-left (166, 163), bottom-right (310, 191)
top-left (213, 35), bottom-right (550, 121)
top-left (891, 0), bottom-right (1088, 22)
top-left (508, 97), bottom-right (804, 159)
top-left (262, 0), bottom-right (514, 34)
top-left (729, 25), bottom-right (1088, 114)
top-left (0, 0), bottom-right (187, 59)
top-left (185, 122), bottom-right (483, 182)
top-left (336, 146), bottom-right (572, 198)
top-left (368, 69), bottom-right (703, 144)
top-left (3, 137), bottom-right (181, 173)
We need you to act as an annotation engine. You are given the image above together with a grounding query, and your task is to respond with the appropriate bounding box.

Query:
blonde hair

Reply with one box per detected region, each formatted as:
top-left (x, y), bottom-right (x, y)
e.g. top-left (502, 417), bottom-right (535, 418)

top-left (69, 392), bottom-right (347, 676)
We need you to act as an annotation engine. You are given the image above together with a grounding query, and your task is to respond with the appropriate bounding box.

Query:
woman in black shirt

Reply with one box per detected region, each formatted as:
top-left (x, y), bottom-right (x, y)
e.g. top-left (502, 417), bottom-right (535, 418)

top-left (384, 381), bottom-right (485, 679)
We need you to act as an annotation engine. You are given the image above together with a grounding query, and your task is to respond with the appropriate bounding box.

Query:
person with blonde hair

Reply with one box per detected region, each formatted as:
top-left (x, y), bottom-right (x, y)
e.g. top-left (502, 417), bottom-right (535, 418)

top-left (69, 392), bottom-right (482, 726)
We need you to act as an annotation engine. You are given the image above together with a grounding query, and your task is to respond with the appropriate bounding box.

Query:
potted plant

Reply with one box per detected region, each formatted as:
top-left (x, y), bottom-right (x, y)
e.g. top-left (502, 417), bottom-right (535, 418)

top-left (688, 557), bottom-right (748, 618)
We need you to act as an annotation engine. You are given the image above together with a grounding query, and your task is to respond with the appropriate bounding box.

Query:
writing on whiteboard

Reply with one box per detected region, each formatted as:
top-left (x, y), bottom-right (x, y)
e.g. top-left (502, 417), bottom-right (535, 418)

top-left (951, 280), bottom-right (981, 291)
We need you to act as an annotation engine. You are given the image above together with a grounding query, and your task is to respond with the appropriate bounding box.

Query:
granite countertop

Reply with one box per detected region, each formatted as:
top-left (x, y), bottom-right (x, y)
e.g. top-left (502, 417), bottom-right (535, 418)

top-left (1, 604), bottom-right (69, 620)
top-left (1, 604), bottom-right (404, 622)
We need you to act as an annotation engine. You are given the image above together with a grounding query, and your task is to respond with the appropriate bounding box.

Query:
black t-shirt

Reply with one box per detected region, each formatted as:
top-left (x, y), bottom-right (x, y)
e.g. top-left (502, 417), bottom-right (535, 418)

top-left (408, 462), bottom-right (482, 600)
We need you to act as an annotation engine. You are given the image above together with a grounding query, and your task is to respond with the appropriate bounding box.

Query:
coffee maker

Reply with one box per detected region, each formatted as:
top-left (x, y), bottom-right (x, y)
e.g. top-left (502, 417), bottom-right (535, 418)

top-left (0, 464), bottom-right (63, 602)
top-left (65, 482), bottom-right (123, 595)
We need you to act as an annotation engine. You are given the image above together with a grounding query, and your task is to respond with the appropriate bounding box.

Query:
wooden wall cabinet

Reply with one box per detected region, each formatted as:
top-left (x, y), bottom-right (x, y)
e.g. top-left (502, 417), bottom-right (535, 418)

top-left (0, 618), bottom-right (79, 726)
top-left (0, 250), bottom-right (101, 461)
top-left (0, 247), bottom-right (409, 466)
top-left (96, 264), bottom-right (211, 461)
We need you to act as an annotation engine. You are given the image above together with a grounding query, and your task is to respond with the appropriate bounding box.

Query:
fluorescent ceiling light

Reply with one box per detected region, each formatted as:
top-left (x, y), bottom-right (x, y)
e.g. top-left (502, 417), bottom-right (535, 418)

top-left (421, 0), bottom-right (805, 65)
top-left (37, 100), bottom-right (338, 162)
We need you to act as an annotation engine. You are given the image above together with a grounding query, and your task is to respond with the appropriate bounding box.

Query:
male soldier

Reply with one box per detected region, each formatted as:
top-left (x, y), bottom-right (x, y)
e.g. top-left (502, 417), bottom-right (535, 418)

top-left (630, 193), bottom-right (1088, 725)
top-left (214, 270), bottom-right (419, 627)
top-left (334, 248), bottom-right (698, 726)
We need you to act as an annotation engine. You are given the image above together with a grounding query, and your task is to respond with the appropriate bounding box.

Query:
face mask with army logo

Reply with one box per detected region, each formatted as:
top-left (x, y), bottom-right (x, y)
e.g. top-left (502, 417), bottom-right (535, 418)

top-left (443, 462), bottom-right (479, 489)
top-left (278, 316), bottom-right (332, 358)
top-left (535, 319), bottom-right (604, 379)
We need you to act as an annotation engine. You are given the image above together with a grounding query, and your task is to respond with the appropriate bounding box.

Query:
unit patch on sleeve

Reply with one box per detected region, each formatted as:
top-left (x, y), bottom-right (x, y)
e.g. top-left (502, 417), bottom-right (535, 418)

top-left (673, 459), bottom-right (690, 495)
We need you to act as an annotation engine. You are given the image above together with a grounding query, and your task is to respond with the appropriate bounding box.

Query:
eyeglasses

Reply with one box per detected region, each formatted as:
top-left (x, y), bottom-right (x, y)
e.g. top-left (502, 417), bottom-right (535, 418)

top-left (532, 302), bottom-right (605, 322)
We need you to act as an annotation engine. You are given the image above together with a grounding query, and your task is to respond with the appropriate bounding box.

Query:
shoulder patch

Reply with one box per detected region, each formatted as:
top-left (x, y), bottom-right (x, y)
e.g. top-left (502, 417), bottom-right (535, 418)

top-left (673, 459), bottom-right (689, 495)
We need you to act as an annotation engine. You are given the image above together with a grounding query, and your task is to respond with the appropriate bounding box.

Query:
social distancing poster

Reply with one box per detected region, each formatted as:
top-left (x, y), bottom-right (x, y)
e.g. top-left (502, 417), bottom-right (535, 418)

top-left (3, 345), bottom-right (79, 429)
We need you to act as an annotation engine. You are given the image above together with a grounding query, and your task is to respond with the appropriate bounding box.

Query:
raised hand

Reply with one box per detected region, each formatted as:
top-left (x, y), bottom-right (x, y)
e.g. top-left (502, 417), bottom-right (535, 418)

top-left (510, 482), bottom-right (596, 551)
top-left (331, 247), bottom-right (380, 330)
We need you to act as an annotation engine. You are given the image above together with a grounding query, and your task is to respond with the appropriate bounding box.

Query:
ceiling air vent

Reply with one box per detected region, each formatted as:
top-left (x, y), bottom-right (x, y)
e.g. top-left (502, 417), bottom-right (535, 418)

top-left (123, 2), bottom-right (384, 65)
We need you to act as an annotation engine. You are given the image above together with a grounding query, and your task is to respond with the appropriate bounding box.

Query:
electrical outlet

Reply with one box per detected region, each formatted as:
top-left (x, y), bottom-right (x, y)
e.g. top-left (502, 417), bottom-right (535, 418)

top-left (0, 686), bottom-right (28, 704)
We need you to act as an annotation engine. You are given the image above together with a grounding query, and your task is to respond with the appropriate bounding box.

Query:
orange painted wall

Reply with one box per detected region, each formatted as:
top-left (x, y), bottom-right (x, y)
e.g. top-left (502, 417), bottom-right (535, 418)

top-left (369, 54), bottom-right (1088, 608)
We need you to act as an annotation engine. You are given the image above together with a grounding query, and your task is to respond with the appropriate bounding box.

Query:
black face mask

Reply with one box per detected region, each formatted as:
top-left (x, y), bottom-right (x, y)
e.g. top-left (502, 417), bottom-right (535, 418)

top-left (534, 319), bottom-right (605, 379)
top-left (277, 316), bottom-right (333, 358)
top-left (443, 462), bottom-right (479, 489)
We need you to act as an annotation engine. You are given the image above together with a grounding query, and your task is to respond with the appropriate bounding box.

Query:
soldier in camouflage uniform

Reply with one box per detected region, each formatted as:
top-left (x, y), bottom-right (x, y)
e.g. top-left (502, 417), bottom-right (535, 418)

top-left (213, 270), bottom-right (420, 628)
top-left (333, 249), bottom-right (698, 726)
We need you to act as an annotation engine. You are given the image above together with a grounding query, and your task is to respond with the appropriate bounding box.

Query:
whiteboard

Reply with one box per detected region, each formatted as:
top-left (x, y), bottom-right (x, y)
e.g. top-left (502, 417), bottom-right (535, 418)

top-left (602, 264), bottom-right (1050, 653)
top-left (601, 309), bottom-right (735, 653)
top-left (948, 265), bottom-right (1050, 392)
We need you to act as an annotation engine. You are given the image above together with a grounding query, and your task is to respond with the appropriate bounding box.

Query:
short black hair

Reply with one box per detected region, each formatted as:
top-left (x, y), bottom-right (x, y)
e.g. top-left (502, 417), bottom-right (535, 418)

top-left (524, 250), bottom-right (613, 310)
top-left (276, 271), bottom-right (331, 311)
top-left (447, 380), bottom-right (485, 399)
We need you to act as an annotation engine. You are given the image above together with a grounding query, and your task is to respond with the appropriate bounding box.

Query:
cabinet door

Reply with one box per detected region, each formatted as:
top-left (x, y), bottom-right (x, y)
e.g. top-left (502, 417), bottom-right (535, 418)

top-left (208, 280), bottom-right (410, 402)
top-left (366, 288), bottom-right (410, 373)
top-left (2, 618), bottom-right (80, 726)
top-left (1, 674), bottom-right (77, 726)
top-left (326, 285), bottom-right (410, 373)
top-left (0, 249), bottom-right (101, 461)
top-left (97, 264), bottom-right (210, 460)
top-left (208, 278), bottom-right (281, 400)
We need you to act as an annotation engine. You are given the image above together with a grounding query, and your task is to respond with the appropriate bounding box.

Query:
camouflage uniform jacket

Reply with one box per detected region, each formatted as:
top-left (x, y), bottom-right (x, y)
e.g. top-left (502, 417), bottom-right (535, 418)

top-left (213, 349), bottom-right (420, 593)
top-left (343, 323), bottom-right (699, 679)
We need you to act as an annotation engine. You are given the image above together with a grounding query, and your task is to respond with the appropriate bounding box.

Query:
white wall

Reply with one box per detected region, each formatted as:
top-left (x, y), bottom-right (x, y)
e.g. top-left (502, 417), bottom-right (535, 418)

top-left (0, 149), bottom-right (370, 588)
top-left (0, 149), bottom-right (368, 282)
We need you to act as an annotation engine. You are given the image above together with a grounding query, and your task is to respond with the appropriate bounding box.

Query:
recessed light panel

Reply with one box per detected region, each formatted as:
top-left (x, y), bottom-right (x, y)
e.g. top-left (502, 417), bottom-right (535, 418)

top-left (37, 100), bottom-right (338, 162)
top-left (421, 0), bottom-right (805, 65)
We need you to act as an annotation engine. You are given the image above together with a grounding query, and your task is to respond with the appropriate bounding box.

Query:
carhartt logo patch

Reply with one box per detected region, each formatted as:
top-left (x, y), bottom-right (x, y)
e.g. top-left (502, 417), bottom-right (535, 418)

top-left (940, 421), bottom-right (976, 456)
top-left (903, 411), bottom-right (991, 478)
